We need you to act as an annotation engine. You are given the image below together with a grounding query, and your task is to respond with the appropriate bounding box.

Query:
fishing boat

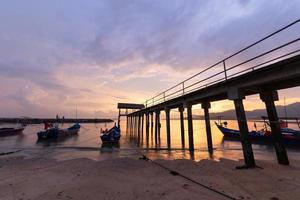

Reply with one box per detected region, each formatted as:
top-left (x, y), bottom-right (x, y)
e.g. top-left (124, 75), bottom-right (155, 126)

top-left (37, 123), bottom-right (81, 140)
top-left (0, 125), bottom-right (25, 137)
top-left (215, 121), bottom-right (300, 144)
top-left (100, 125), bottom-right (121, 143)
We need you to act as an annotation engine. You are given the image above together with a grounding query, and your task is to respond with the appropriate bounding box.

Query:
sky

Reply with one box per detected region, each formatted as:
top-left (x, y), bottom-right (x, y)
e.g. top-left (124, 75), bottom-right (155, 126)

top-left (0, 0), bottom-right (299, 118)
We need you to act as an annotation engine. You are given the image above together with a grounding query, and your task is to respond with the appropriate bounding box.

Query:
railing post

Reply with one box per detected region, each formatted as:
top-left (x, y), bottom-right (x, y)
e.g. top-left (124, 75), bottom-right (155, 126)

top-left (152, 98), bottom-right (154, 106)
top-left (182, 82), bottom-right (185, 95)
top-left (223, 60), bottom-right (227, 80)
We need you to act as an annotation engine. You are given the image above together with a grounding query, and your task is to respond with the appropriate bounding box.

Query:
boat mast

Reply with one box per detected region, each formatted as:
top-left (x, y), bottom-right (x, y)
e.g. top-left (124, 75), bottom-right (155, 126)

top-left (76, 104), bottom-right (78, 120)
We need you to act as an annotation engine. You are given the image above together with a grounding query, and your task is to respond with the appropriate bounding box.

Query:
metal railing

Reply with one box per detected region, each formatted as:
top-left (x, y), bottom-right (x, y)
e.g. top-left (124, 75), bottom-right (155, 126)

top-left (144, 19), bottom-right (300, 108)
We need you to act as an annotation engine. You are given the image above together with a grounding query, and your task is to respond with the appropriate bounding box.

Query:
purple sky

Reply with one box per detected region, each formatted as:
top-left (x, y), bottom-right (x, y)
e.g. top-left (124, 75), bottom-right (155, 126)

top-left (0, 0), bottom-right (299, 118)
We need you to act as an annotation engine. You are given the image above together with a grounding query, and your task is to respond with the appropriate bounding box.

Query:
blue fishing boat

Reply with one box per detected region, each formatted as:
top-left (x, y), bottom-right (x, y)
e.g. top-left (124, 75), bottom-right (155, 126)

top-left (37, 123), bottom-right (81, 140)
top-left (100, 126), bottom-right (121, 142)
top-left (215, 122), bottom-right (300, 144)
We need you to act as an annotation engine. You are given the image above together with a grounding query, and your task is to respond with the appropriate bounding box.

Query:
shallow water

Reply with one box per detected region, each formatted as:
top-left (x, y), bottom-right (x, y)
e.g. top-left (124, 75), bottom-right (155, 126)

top-left (0, 119), bottom-right (300, 163)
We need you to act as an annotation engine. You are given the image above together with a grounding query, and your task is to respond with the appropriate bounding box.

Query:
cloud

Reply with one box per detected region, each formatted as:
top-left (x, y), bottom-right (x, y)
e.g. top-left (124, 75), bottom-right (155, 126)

top-left (0, 0), bottom-right (299, 117)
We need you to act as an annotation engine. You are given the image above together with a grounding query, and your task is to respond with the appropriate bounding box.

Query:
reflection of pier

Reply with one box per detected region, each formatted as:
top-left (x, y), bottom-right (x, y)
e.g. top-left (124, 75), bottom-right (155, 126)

top-left (123, 19), bottom-right (300, 168)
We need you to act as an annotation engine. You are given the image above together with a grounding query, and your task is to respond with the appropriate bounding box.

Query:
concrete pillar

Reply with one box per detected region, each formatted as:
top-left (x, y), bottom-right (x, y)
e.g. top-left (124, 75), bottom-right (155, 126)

top-left (150, 112), bottom-right (154, 141)
top-left (179, 106), bottom-right (185, 148)
top-left (157, 111), bottom-right (161, 145)
top-left (146, 113), bottom-right (150, 147)
top-left (126, 116), bottom-right (129, 136)
top-left (154, 111), bottom-right (159, 146)
top-left (137, 115), bottom-right (141, 145)
top-left (228, 88), bottom-right (255, 168)
top-left (131, 116), bottom-right (135, 140)
top-left (134, 116), bottom-right (137, 141)
top-left (202, 102), bottom-right (213, 154)
top-left (129, 116), bottom-right (133, 140)
top-left (234, 99), bottom-right (256, 168)
top-left (187, 104), bottom-right (194, 151)
top-left (165, 108), bottom-right (171, 149)
top-left (141, 114), bottom-right (144, 144)
top-left (260, 90), bottom-right (289, 165)
top-left (117, 109), bottom-right (121, 128)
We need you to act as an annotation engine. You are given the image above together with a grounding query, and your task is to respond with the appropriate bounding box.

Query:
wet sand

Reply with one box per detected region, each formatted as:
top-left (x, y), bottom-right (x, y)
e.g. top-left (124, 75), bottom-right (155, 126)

top-left (1, 153), bottom-right (300, 200)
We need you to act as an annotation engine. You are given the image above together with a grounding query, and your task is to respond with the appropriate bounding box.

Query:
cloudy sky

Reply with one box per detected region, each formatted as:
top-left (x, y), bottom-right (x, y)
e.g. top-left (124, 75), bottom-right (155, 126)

top-left (0, 0), bottom-right (299, 118)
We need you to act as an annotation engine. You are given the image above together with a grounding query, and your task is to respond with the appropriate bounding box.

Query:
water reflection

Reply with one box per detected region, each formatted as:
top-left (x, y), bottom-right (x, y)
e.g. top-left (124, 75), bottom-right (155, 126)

top-left (0, 119), bottom-right (300, 162)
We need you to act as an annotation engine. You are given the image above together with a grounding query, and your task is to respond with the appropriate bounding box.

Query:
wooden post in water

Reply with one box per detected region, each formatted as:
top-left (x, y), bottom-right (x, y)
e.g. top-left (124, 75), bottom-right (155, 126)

top-left (260, 90), bottom-right (289, 165)
top-left (202, 102), bottom-right (213, 154)
top-left (165, 108), bottom-right (171, 149)
top-left (234, 99), bottom-right (256, 168)
top-left (179, 106), bottom-right (185, 148)
top-left (187, 103), bottom-right (194, 151)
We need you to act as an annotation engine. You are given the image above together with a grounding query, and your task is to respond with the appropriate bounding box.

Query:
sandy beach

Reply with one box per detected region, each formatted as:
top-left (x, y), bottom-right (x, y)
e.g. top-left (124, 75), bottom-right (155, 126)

top-left (1, 152), bottom-right (300, 200)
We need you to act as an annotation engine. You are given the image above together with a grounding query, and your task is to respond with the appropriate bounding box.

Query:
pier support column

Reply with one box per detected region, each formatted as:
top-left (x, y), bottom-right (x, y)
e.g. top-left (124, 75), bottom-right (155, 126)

top-left (137, 115), bottom-right (141, 145)
top-left (134, 116), bottom-right (138, 141)
top-left (260, 90), bottom-right (289, 165)
top-left (133, 116), bottom-right (136, 141)
top-left (158, 111), bottom-right (161, 145)
top-left (179, 106), bottom-right (185, 148)
top-left (129, 116), bottom-right (132, 141)
top-left (117, 109), bottom-right (121, 128)
top-left (233, 98), bottom-right (256, 168)
top-left (146, 113), bottom-right (150, 147)
top-left (165, 108), bottom-right (171, 149)
top-left (150, 112), bottom-right (154, 142)
top-left (126, 116), bottom-right (129, 136)
top-left (141, 114), bottom-right (144, 145)
top-left (187, 103), bottom-right (194, 151)
top-left (154, 111), bottom-right (160, 146)
top-left (202, 102), bottom-right (213, 154)
top-left (229, 88), bottom-right (255, 168)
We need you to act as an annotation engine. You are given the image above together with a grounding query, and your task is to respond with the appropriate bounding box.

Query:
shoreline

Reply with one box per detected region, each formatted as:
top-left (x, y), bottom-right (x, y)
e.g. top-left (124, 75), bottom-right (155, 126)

top-left (1, 153), bottom-right (299, 200)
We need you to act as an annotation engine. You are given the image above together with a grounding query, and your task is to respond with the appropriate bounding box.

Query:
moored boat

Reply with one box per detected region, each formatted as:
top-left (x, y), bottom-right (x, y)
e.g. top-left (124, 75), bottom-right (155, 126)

top-left (37, 123), bottom-right (81, 140)
top-left (0, 125), bottom-right (25, 137)
top-left (100, 126), bottom-right (121, 143)
top-left (215, 122), bottom-right (300, 144)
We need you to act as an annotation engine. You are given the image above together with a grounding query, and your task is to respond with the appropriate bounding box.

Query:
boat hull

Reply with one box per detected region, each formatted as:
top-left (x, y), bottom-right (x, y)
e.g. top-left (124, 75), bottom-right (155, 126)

top-left (100, 126), bottom-right (121, 143)
top-left (216, 123), bottom-right (300, 145)
top-left (0, 127), bottom-right (24, 137)
top-left (37, 123), bottom-right (80, 140)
